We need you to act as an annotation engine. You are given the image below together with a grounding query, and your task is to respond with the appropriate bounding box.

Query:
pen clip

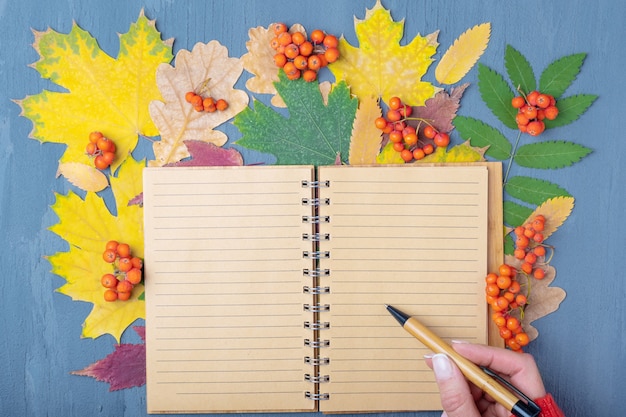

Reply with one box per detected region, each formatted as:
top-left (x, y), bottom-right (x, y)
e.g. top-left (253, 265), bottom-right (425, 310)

top-left (481, 366), bottom-right (541, 417)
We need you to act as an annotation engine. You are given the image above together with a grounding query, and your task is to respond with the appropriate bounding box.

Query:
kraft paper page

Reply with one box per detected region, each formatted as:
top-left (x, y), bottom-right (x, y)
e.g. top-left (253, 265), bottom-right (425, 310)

top-left (317, 165), bottom-right (490, 413)
top-left (143, 165), bottom-right (316, 413)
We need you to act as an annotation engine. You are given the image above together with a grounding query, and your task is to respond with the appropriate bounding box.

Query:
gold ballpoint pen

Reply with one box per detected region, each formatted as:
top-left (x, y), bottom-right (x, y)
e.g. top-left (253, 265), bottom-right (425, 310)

top-left (386, 305), bottom-right (540, 417)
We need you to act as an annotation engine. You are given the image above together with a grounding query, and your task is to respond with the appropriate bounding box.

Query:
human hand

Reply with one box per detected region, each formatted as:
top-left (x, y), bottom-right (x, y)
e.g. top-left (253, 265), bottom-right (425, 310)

top-left (425, 341), bottom-right (546, 417)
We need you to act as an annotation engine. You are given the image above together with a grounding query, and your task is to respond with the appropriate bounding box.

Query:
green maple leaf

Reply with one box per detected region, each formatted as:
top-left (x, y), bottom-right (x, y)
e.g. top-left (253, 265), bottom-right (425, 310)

top-left (234, 71), bottom-right (358, 165)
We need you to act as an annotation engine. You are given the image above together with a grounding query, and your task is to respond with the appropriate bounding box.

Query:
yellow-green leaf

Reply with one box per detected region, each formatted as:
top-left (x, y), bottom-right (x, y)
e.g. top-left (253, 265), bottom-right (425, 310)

top-left (48, 157), bottom-right (145, 342)
top-left (329, 0), bottom-right (439, 106)
top-left (349, 95), bottom-right (383, 165)
top-left (435, 23), bottom-right (491, 85)
top-left (376, 142), bottom-right (405, 164)
top-left (18, 11), bottom-right (172, 190)
top-left (420, 140), bottom-right (487, 163)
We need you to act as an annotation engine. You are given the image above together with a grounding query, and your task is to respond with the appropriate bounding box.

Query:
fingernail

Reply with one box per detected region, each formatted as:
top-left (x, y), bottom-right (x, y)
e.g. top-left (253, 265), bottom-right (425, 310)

top-left (451, 339), bottom-right (469, 344)
top-left (432, 353), bottom-right (453, 380)
top-left (423, 353), bottom-right (434, 359)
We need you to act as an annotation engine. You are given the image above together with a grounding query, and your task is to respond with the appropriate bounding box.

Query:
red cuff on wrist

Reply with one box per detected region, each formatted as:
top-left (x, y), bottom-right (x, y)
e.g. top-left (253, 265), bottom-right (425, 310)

top-left (535, 393), bottom-right (565, 417)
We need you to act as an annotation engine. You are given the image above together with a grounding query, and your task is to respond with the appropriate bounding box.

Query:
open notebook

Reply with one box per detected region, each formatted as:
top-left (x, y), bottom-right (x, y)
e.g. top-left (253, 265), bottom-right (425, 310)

top-left (143, 163), bottom-right (502, 414)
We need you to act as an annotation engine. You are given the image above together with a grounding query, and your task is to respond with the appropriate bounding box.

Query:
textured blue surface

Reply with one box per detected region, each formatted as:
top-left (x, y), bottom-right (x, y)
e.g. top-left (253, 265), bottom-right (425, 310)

top-left (0, 1), bottom-right (624, 416)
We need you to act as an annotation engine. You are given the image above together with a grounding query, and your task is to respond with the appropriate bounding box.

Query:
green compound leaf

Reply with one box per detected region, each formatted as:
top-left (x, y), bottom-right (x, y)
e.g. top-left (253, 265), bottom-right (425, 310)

top-left (514, 141), bottom-right (592, 169)
top-left (234, 72), bottom-right (358, 165)
top-left (454, 116), bottom-right (512, 160)
top-left (505, 45), bottom-right (536, 95)
top-left (504, 200), bottom-right (534, 228)
top-left (505, 175), bottom-right (572, 206)
top-left (539, 53), bottom-right (586, 98)
top-left (477, 64), bottom-right (517, 129)
top-left (504, 234), bottom-right (515, 256)
top-left (544, 94), bottom-right (598, 129)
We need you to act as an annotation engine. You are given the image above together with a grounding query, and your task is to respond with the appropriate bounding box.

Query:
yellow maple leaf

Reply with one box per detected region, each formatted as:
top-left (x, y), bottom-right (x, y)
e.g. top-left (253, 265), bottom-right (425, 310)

top-left (17, 11), bottom-right (173, 190)
top-left (329, 0), bottom-right (439, 106)
top-left (48, 157), bottom-right (145, 343)
top-left (349, 95), bottom-right (383, 165)
top-left (149, 41), bottom-right (249, 166)
top-left (435, 23), bottom-right (491, 85)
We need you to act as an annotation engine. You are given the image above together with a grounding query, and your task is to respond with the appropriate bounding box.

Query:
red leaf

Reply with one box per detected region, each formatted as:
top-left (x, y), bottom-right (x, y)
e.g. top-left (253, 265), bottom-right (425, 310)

top-left (165, 140), bottom-right (244, 167)
top-left (72, 326), bottom-right (146, 391)
top-left (414, 83), bottom-right (469, 133)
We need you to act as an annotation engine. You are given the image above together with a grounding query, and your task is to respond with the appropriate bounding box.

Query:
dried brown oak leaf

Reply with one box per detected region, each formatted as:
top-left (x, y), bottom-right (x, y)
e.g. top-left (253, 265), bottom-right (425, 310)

top-left (149, 41), bottom-right (249, 166)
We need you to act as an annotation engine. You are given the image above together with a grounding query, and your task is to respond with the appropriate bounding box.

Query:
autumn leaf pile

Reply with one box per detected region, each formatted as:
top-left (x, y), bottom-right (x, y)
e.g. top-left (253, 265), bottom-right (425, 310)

top-left (16, 0), bottom-right (596, 390)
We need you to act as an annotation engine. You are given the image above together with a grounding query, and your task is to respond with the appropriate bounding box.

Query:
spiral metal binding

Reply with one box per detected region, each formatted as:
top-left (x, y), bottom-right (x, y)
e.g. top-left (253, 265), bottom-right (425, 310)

top-left (304, 321), bottom-right (331, 330)
top-left (305, 392), bottom-right (330, 401)
top-left (304, 356), bottom-right (330, 366)
top-left (302, 233), bottom-right (330, 242)
top-left (302, 198), bottom-right (330, 206)
top-left (304, 374), bottom-right (330, 383)
top-left (303, 285), bottom-right (330, 294)
top-left (303, 303), bottom-right (330, 313)
top-left (303, 269), bottom-right (331, 278)
top-left (304, 338), bottom-right (330, 348)
top-left (302, 215), bottom-right (330, 224)
top-left (303, 251), bottom-right (330, 259)
top-left (301, 180), bottom-right (330, 188)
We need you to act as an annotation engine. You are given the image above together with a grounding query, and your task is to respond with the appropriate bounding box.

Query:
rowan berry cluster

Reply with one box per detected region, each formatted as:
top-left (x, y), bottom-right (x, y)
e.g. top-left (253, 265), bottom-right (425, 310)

top-left (270, 22), bottom-right (340, 82)
top-left (185, 91), bottom-right (229, 113)
top-left (86, 131), bottom-right (116, 170)
top-left (485, 215), bottom-right (551, 352)
top-left (512, 90), bottom-right (559, 136)
top-left (374, 96), bottom-right (450, 162)
top-left (101, 240), bottom-right (143, 302)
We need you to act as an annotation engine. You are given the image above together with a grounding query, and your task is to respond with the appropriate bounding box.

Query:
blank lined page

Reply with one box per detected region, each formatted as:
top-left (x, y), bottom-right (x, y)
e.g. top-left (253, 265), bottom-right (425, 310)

top-left (143, 166), bottom-right (316, 413)
top-left (317, 165), bottom-right (490, 413)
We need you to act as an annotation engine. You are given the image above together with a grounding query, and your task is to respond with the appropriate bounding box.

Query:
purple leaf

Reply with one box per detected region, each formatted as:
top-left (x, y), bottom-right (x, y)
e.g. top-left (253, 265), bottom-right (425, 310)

top-left (165, 140), bottom-right (244, 167)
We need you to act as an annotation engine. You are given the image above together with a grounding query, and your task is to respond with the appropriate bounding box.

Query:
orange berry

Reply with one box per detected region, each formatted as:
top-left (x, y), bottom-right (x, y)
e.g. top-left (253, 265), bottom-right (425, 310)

top-left (101, 151), bottom-right (115, 166)
top-left (272, 22), bottom-right (288, 36)
top-left (496, 275), bottom-right (512, 290)
top-left (423, 125), bottom-right (437, 139)
top-left (85, 142), bottom-right (97, 156)
top-left (216, 99), bottom-right (229, 111)
top-left (403, 132), bottom-right (418, 146)
top-left (299, 41), bottom-right (314, 57)
top-left (374, 117), bottom-right (388, 130)
top-left (269, 37), bottom-right (280, 50)
top-left (388, 96), bottom-right (402, 110)
top-left (511, 96), bottom-right (526, 109)
top-left (498, 264), bottom-right (513, 277)
top-left (514, 248), bottom-right (526, 259)
top-left (434, 132), bottom-right (450, 148)
top-left (533, 268), bottom-right (546, 280)
top-left (291, 31), bottom-right (306, 45)
top-left (89, 131), bottom-right (103, 144)
top-left (126, 268), bottom-right (143, 285)
top-left (508, 280), bottom-right (521, 294)
top-left (516, 235), bottom-right (530, 249)
top-left (117, 291), bottom-right (132, 301)
top-left (533, 233), bottom-right (544, 243)
top-left (533, 246), bottom-right (546, 257)
top-left (310, 29), bottom-right (325, 44)
top-left (526, 90), bottom-right (540, 106)
top-left (544, 105), bottom-right (559, 120)
top-left (485, 273), bottom-right (498, 284)
top-left (117, 257), bottom-right (133, 272)
top-left (117, 279), bottom-right (133, 293)
top-left (277, 32), bottom-right (292, 46)
top-left (389, 130), bottom-right (403, 143)
top-left (515, 332), bottom-right (530, 347)
top-left (515, 112), bottom-right (530, 126)
top-left (521, 262), bottom-right (533, 274)
top-left (400, 149), bottom-right (413, 162)
top-left (526, 120), bottom-right (545, 136)
top-left (185, 91), bottom-right (196, 103)
top-left (423, 144), bottom-right (434, 155)
top-left (307, 55), bottom-right (322, 71)
top-left (499, 327), bottom-right (512, 339)
top-left (103, 289), bottom-right (118, 302)
top-left (273, 53), bottom-right (287, 68)
top-left (293, 55), bottom-right (308, 70)
top-left (101, 274), bottom-right (118, 289)
top-left (535, 94), bottom-right (551, 109)
top-left (506, 338), bottom-right (522, 351)
top-left (413, 148), bottom-right (426, 160)
top-left (302, 69), bottom-right (317, 82)
top-left (116, 243), bottom-right (131, 258)
top-left (524, 252), bottom-right (537, 264)
top-left (392, 142), bottom-right (405, 152)
top-left (386, 109), bottom-right (402, 122)
top-left (105, 240), bottom-right (119, 251)
top-left (283, 43), bottom-right (298, 59)
top-left (322, 34), bottom-right (338, 48)
top-left (521, 105), bottom-right (538, 120)
top-left (103, 249), bottom-right (117, 263)
top-left (324, 47), bottom-right (340, 63)
top-left (96, 136), bottom-right (114, 152)
top-left (493, 315), bottom-right (506, 328)
top-left (131, 257), bottom-right (143, 269)
top-left (506, 317), bottom-right (520, 331)
top-left (515, 294), bottom-right (527, 305)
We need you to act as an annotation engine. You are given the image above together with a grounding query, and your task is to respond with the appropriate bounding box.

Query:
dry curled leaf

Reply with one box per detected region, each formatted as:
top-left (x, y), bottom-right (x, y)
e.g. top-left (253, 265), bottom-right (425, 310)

top-left (149, 41), bottom-right (249, 166)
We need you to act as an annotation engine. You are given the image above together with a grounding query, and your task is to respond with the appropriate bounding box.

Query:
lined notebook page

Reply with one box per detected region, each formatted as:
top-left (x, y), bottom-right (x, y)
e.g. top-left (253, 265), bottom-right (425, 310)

top-left (143, 166), bottom-right (316, 413)
top-left (317, 165), bottom-right (490, 413)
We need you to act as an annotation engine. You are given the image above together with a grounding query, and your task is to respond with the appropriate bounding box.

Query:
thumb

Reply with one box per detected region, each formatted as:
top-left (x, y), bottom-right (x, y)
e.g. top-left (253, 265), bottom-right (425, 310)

top-left (432, 354), bottom-right (480, 417)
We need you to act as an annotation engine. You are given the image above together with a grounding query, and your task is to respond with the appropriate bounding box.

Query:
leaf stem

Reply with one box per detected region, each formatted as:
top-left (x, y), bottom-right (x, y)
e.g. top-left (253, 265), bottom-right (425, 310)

top-left (503, 130), bottom-right (523, 186)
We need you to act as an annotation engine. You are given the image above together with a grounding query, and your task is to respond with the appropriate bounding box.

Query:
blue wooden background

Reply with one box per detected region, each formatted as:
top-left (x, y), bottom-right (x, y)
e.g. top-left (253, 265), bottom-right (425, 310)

top-left (1, 0), bottom-right (624, 416)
